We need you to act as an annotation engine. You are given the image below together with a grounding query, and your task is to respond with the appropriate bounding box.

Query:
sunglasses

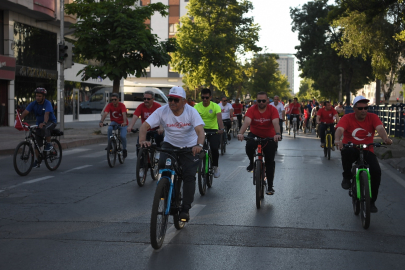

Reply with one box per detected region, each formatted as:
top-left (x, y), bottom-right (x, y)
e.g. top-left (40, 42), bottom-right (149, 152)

top-left (143, 98), bottom-right (152, 101)
top-left (222, 100), bottom-right (228, 102)
top-left (201, 96), bottom-right (210, 100)
top-left (257, 99), bottom-right (267, 103)
top-left (168, 97), bottom-right (180, 103)
top-left (356, 106), bottom-right (369, 111)
top-left (111, 99), bottom-right (118, 101)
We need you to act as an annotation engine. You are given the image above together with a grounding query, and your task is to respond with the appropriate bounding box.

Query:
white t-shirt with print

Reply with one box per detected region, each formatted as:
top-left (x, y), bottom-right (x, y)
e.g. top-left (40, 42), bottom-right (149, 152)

top-left (146, 104), bottom-right (205, 147)
top-left (270, 102), bottom-right (285, 119)
top-left (219, 103), bottom-right (233, 120)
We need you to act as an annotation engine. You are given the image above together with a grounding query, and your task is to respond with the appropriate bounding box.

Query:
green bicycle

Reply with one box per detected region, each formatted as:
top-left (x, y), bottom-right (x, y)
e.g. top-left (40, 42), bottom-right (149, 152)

top-left (197, 131), bottom-right (216, 196)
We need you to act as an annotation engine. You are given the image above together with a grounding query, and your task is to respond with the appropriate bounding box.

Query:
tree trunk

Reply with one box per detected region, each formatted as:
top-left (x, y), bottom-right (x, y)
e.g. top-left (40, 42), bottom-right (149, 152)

top-left (375, 79), bottom-right (380, 105)
top-left (113, 78), bottom-right (120, 94)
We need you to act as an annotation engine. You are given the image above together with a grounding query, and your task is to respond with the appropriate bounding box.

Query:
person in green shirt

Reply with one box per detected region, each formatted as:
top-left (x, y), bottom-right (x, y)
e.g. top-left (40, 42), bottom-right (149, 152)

top-left (194, 88), bottom-right (225, 178)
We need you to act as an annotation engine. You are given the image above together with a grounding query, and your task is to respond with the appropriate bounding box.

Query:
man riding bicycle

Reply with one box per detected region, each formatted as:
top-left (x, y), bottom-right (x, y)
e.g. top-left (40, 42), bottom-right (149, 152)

top-left (289, 98), bottom-right (301, 133)
top-left (335, 96), bottom-right (392, 213)
top-left (20, 88), bottom-right (57, 168)
top-left (237, 92), bottom-right (281, 195)
top-left (270, 95), bottom-right (285, 139)
top-left (99, 93), bottom-right (128, 158)
top-left (232, 99), bottom-right (244, 130)
top-left (139, 86), bottom-right (205, 222)
top-left (219, 96), bottom-right (234, 141)
top-left (194, 88), bottom-right (224, 178)
top-left (316, 101), bottom-right (339, 150)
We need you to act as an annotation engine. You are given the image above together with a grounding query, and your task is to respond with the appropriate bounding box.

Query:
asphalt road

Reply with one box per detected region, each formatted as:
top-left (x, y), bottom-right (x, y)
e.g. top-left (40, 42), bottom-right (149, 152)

top-left (1, 130), bottom-right (405, 269)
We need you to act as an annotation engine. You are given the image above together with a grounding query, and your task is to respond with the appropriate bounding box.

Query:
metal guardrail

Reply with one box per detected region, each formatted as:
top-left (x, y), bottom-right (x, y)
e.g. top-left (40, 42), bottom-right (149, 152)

top-left (348, 104), bottom-right (405, 138)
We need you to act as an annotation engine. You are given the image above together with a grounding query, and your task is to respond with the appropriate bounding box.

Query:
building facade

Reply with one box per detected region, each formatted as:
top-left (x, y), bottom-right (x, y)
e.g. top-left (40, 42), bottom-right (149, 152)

top-left (354, 81), bottom-right (404, 105)
top-left (275, 53), bottom-right (295, 93)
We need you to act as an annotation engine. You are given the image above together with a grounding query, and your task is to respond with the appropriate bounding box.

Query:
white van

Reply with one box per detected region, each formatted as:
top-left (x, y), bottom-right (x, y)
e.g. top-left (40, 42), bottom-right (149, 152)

top-left (123, 86), bottom-right (168, 115)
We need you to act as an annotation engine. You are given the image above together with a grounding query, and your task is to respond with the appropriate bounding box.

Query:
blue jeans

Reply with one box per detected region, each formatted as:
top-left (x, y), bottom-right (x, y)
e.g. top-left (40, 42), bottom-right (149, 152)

top-left (108, 121), bottom-right (127, 150)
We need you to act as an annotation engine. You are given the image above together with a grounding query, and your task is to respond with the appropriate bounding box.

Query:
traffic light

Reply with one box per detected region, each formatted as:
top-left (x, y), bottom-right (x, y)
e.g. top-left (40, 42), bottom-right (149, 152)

top-left (58, 43), bottom-right (68, 62)
top-left (64, 42), bottom-right (75, 69)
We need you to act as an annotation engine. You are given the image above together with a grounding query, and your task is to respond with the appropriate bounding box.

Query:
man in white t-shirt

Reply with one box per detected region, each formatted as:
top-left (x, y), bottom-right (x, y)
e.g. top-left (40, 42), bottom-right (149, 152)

top-left (139, 86), bottom-right (205, 222)
top-left (270, 95), bottom-right (285, 139)
top-left (219, 96), bottom-right (234, 141)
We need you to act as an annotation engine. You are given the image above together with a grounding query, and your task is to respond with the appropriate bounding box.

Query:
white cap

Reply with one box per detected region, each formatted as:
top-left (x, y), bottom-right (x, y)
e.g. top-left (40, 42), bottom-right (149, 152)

top-left (353, 95), bottom-right (370, 107)
top-left (168, 86), bottom-right (186, 99)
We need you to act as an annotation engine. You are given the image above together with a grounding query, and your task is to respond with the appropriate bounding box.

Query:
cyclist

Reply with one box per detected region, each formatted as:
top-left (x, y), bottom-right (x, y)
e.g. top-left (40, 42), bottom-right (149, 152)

top-left (99, 93), bottom-right (128, 158)
top-left (194, 88), bottom-right (224, 178)
top-left (335, 102), bottom-right (345, 118)
top-left (289, 97), bottom-right (301, 133)
top-left (284, 99), bottom-right (291, 133)
top-left (311, 102), bottom-right (320, 128)
top-left (219, 96), bottom-right (234, 141)
top-left (316, 101), bottom-right (339, 150)
top-left (237, 92), bottom-right (281, 195)
top-left (335, 96), bottom-right (392, 213)
top-left (270, 95), bottom-right (285, 139)
top-left (187, 97), bottom-right (195, 107)
top-left (20, 88), bottom-right (57, 168)
top-left (127, 90), bottom-right (164, 176)
top-left (232, 99), bottom-right (244, 130)
top-left (139, 86), bottom-right (205, 222)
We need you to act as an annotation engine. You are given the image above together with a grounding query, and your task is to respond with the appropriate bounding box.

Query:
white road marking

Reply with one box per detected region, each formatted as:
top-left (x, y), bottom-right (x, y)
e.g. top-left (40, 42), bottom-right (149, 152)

top-left (144, 204), bottom-right (206, 252)
top-left (3, 176), bottom-right (55, 191)
top-left (380, 163), bottom-right (405, 189)
top-left (63, 148), bottom-right (90, 157)
top-left (62, 165), bottom-right (92, 174)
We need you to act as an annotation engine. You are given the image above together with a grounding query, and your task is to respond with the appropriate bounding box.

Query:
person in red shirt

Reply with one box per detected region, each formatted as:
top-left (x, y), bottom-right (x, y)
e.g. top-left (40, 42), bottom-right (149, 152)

top-left (289, 97), bottom-right (301, 133)
top-left (335, 96), bottom-right (392, 213)
top-left (187, 97), bottom-right (195, 107)
top-left (99, 93), bottom-right (128, 157)
top-left (232, 99), bottom-right (244, 130)
top-left (316, 101), bottom-right (339, 150)
top-left (127, 90), bottom-right (164, 167)
top-left (237, 92), bottom-right (281, 195)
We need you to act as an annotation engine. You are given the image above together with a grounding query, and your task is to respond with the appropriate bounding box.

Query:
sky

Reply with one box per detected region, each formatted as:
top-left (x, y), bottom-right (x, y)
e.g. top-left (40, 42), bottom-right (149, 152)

top-left (247, 0), bottom-right (310, 94)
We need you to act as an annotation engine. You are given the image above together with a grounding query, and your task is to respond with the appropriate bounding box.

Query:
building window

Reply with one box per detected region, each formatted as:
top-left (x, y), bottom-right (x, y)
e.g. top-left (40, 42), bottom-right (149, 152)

top-left (169, 24), bottom-right (178, 36)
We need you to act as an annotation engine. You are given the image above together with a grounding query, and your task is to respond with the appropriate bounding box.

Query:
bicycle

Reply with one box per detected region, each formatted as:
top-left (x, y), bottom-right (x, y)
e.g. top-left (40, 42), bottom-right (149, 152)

top-left (290, 114), bottom-right (299, 138)
top-left (232, 116), bottom-right (239, 138)
top-left (343, 142), bottom-right (386, 229)
top-left (321, 123), bottom-right (334, 160)
top-left (13, 124), bottom-right (63, 176)
top-left (220, 119), bottom-right (231, 155)
top-left (244, 136), bottom-right (275, 209)
top-left (104, 123), bottom-right (125, 168)
top-left (197, 131), bottom-right (216, 196)
top-left (136, 130), bottom-right (160, 187)
top-left (149, 146), bottom-right (205, 249)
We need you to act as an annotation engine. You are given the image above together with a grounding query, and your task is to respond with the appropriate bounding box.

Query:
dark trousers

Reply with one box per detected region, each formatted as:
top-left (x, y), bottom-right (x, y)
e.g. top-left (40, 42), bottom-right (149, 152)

top-left (245, 132), bottom-right (277, 187)
top-left (279, 119), bottom-right (284, 139)
top-left (204, 129), bottom-right (220, 166)
top-left (223, 119), bottom-right (232, 134)
top-left (35, 122), bottom-right (56, 147)
top-left (319, 123), bottom-right (335, 144)
top-left (158, 142), bottom-right (200, 211)
top-left (236, 114), bottom-right (242, 129)
top-left (341, 148), bottom-right (381, 203)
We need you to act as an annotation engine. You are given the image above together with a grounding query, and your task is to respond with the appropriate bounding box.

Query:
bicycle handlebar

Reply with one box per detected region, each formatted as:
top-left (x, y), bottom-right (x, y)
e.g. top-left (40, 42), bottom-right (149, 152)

top-left (343, 142), bottom-right (386, 149)
top-left (243, 136), bottom-right (275, 142)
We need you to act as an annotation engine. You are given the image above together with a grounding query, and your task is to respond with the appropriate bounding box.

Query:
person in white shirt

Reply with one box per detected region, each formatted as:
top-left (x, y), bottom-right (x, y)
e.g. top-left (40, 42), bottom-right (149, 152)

top-left (139, 86), bottom-right (205, 222)
top-left (270, 95), bottom-right (285, 139)
top-left (219, 96), bottom-right (234, 141)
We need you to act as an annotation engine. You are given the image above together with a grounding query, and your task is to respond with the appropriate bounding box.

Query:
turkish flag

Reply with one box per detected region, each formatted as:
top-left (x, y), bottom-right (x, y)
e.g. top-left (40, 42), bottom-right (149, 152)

top-left (14, 110), bottom-right (29, 131)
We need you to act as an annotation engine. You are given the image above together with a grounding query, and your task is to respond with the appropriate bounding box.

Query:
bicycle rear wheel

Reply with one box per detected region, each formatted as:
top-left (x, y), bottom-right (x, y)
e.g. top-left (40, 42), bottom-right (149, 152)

top-left (324, 146), bottom-right (327, 157)
top-left (207, 150), bottom-right (213, 188)
top-left (136, 148), bottom-right (148, 187)
top-left (44, 139), bottom-right (62, 171)
top-left (118, 141), bottom-right (125, 164)
top-left (149, 149), bottom-right (159, 181)
top-left (293, 122), bottom-right (296, 138)
top-left (327, 147), bottom-right (331, 160)
top-left (254, 160), bottom-right (263, 209)
top-left (351, 177), bottom-right (360, 215)
top-left (173, 176), bottom-right (185, 230)
top-left (150, 177), bottom-right (170, 249)
top-left (360, 171), bottom-right (371, 229)
top-left (13, 141), bottom-right (34, 176)
top-left (107, 139), bottom-right (117, 168)
top-left (197, 158), bottom-right (207, 196)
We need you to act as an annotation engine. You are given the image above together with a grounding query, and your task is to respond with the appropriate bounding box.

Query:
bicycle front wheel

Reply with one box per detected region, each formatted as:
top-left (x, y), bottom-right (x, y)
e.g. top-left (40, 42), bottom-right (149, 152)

top-left (150, 177), bottom-right (170, 249)
top-left (255, 160), bottom-right (263, 209)
top-left (136, 148), bottom-right (148, 187)
top-left (13, 141), bottom-right (34, 176)
top-left (351, 177), bottom-right (360, 215)
top-left (107, 139), bottom-right (117, 168)
top-left (44, 139), bottom-right (62, 171)
top-left (150, 149), bottom-right (159, 181)
top-left (197, 158), bottom-right (207, 196)
top-left (207, 150), bottom-right (213, 188)
top-left (360, 171), bottom-right (371, 229)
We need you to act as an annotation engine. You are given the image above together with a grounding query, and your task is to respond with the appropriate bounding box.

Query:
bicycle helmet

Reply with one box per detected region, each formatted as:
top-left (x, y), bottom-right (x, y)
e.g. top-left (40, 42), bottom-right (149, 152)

top-left (34, 87), bottom-right (47, 95)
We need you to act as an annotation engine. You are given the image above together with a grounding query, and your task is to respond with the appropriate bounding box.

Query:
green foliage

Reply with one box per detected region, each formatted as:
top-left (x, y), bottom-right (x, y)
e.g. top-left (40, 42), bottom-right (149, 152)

top-left (171, 0), bottom-right (261, 93)
top-left (65, 0), bottom-right (176, 92)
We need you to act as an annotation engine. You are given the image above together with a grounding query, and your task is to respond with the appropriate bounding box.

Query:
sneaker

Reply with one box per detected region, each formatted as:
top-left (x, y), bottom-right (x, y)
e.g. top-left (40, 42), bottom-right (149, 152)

top-left (139, 168), bottom-right (144, 178)
top-left (123, 149), bottom-right (127, 158)
top-left (370, 202), bottom-right (378, 213)
top-left (179, 210), bottom-right (190, 222)
top-left (32, 160), bottom-right (41, 168)
top-left (246, 164), bottom-right (253, 172)
top-left (266, 187), bottom-right (275, 195)
top-left (213, 166), bottom-right (220, 178)
top-left (44, 143), bottom-right (53, 152)
top-left (341, 178), bottom-right (351, 190)
top-left (320, 143), bottom-right (325, 148)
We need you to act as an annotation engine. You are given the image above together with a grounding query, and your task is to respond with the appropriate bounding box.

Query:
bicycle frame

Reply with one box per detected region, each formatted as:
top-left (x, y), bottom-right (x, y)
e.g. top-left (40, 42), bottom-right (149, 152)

top-left (325, 127), bottom-right (332, 148)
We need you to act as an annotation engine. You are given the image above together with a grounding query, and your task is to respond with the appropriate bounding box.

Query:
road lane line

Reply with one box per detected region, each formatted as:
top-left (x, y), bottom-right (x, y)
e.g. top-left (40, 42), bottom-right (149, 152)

top-left (380, 163), bottom-right (405, 189)
top-left (62, 165), bottom-right (92, 174)
top-left (144, 204), bottom-right (206, 252)
top-left (3, 176), bottom-right (55, 191)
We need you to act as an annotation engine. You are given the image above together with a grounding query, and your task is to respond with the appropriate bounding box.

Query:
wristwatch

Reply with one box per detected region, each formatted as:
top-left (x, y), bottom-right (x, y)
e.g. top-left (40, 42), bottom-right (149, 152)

top-left (197, 144), bottom-right (204, 148)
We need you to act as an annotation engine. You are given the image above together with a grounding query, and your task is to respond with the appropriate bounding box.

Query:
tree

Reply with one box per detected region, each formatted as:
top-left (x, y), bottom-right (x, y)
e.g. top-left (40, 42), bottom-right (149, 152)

top-left (171, 0), bottom-right (261, 93)
top-left (65, 0), bottom-right (176, 93)
top-left (296, 78), bottom-right (323, 102)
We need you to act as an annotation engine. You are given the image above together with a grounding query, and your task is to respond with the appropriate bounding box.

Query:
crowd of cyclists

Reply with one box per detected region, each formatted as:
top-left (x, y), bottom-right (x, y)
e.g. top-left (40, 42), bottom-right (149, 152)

top-left (20, 86), bottom-right (393, 218)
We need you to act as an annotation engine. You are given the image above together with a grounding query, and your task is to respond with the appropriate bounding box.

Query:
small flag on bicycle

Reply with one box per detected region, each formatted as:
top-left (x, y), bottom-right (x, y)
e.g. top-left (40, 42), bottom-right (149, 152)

top-left (14, 110), bottom-right (29, 131)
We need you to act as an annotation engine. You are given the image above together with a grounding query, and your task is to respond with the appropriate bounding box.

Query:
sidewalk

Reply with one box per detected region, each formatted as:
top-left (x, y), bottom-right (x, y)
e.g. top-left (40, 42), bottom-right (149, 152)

top-left (0, 120), bottom-right (141, 156)
top-left (374, 136), bottom-right (405, 173)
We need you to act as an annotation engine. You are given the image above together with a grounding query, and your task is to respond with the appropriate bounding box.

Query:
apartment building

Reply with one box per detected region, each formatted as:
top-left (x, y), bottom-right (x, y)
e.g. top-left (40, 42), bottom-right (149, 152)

top-left (355, 81), bottom-right (404, 105)
top-left (275, 53), bottom-right (295, 93)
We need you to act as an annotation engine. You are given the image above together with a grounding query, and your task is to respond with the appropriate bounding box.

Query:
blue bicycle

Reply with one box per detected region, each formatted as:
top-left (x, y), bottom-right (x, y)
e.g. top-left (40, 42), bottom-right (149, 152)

top-left (149, 146), bottom-right (205, 249)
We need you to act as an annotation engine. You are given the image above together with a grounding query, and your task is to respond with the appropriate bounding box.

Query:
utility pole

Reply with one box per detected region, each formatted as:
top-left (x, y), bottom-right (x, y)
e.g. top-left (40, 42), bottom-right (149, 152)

top-left (59, 0), bottom-right (65, 134)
